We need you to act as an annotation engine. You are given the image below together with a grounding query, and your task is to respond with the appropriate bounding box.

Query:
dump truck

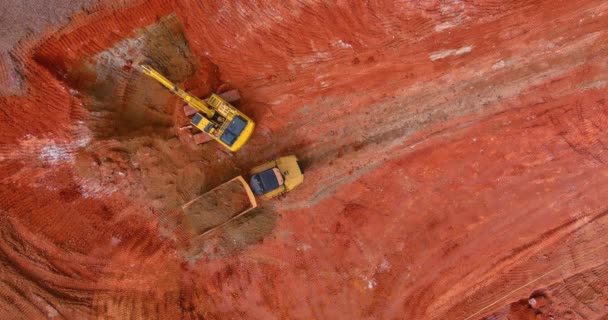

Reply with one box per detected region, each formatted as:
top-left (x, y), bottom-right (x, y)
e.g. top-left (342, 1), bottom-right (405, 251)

top-left (139, 64), bottom-right (255, 152)
top-left (182, 155), bottom-right (304, 240)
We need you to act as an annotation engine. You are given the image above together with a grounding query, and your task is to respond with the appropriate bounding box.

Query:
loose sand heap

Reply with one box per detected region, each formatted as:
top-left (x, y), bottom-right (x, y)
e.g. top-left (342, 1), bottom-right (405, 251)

top-left (1, 0), bottom-right (608, 319)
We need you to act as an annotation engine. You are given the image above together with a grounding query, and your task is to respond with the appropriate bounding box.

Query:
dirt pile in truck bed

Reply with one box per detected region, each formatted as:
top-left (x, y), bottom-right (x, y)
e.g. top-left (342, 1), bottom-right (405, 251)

top-left (183, 178), bottom-right (253, 235)
top-left (1, 0), bottom-right (608, 319)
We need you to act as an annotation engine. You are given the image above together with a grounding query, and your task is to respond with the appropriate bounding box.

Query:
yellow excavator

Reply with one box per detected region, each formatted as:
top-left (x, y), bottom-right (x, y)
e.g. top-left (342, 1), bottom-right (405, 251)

top-left (139, 64), bottom-right (255, 152)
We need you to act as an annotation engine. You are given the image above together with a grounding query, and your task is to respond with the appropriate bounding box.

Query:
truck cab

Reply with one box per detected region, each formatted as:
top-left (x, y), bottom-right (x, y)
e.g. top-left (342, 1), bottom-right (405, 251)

top-left (249, 155), bottom-right (304, 199)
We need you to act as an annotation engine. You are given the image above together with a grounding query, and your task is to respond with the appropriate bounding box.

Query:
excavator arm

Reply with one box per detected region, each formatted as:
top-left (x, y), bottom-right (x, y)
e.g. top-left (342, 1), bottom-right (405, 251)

top-left (139, 64), bottom-right (214, 118)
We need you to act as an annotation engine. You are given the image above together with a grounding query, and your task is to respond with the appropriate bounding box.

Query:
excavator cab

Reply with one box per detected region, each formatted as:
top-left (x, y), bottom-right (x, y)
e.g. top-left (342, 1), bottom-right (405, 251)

top-left (249, 155), bottom-right (304, 199)
top-left (193, 93), bottom-right (254, 151)
top-left (190, 108), bottom-right (249, 148)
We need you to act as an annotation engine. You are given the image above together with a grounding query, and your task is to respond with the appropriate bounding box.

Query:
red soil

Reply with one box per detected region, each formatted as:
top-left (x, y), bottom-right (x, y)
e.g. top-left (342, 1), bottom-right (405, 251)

top-left (1, 0), bottom-right (608, 319)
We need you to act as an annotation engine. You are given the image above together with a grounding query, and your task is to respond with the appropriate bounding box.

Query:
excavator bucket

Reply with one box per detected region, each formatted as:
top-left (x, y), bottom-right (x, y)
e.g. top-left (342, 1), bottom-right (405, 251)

top-left (182, 176), bottom-right (257, 241)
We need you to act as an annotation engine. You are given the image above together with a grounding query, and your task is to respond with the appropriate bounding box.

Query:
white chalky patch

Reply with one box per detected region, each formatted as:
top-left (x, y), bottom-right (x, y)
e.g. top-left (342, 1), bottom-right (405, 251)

top-left (111, 237), bottom-right (122, 246)
top-left (430, 46), bottom-right (473, 61)
top-left (379, 259), bottom-right (391, 272)
top-left (366, 277), bottom-right (377, 289)
top-left (80, 180), bottom-right (117, 199)
top-left (298, 243), bottom-right (312, 251)
top-left (40, 143), bottom-right (73, 165)
top-left (492, 60), bottom-right (506, 70)
top-left (45, 305), bottom-right (59, 318)
top-left (290, 52), bottom-right (331, 69)
top-left (332, 40), bottom-right (353, 49)
top-left (434, 21), bottom-right (458, 32)
top-left (360, 275), bottom-right (377, 290)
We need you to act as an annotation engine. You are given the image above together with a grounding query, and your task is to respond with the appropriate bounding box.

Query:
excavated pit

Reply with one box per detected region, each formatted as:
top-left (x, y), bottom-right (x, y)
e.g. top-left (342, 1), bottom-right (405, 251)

top-left (36, 14), bottom-right (208, 210)
top-left (1, 0), bottom-right (608, 319)
top-left (34, 13), bottom-right (279, 255)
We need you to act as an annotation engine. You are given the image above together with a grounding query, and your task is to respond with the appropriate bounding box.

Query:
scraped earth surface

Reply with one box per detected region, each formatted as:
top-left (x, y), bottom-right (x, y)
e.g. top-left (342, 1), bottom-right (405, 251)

top-left (1, 0), bottom-right (608, 319)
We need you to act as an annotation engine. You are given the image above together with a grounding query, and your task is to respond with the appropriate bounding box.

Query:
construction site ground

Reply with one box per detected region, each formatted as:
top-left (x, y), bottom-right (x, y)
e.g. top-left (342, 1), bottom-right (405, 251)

top-left (1, 0), bottom-right (608, 319)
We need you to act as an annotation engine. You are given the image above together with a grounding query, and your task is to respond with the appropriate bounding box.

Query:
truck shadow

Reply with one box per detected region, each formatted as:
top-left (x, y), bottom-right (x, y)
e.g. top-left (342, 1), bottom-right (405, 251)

top-left (183, 205), bottom-right (278, 260)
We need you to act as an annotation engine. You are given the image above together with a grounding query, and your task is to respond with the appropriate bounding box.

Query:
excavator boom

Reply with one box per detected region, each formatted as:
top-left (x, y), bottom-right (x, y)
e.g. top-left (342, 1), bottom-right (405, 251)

top-left (139, 64), bottom-right (213, 118)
